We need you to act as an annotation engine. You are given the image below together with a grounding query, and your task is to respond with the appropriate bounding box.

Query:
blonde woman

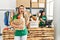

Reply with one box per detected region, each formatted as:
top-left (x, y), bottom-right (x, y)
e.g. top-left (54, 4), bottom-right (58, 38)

top-left (10, 5), bottom-right (28, 40)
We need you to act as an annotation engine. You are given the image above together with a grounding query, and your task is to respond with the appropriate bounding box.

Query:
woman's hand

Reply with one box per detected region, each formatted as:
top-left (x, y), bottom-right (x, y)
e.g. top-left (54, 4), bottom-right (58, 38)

top-left (40, 18), bottom-right (45, 23)
top-left (10, 21), bottom-right (19, 28)
top-left (10, 10), bottom-right (14, 17)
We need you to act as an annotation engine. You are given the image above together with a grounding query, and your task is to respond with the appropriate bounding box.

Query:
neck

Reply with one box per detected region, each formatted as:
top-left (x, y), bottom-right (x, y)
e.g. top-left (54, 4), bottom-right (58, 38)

top-left (42, 15), bottom-right (45, 16)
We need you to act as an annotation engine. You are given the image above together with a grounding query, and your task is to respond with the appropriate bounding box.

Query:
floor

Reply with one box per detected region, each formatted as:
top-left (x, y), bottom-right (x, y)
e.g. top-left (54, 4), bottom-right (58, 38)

top-left (0, 36), bottom-right (2, 40)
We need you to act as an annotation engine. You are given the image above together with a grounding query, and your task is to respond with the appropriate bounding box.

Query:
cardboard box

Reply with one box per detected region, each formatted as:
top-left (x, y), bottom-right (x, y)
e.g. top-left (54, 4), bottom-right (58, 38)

top-left (32, 2), bottom-right (39, 8)
top-left (39, 3), bottom-right (45, 8)
top-left (31, 0), bottom-right (38, 2)
top-left (39, 0), bottom-right (46, 3)
top-left (16, 0), bottom-right (30, 7)
top-left (30, 21), bottom-right (39, 28)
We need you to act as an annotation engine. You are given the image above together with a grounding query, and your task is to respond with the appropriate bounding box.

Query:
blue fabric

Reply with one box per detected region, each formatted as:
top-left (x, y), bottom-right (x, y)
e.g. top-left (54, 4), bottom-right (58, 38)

top-left (4, 11), bottom-right (9, 26)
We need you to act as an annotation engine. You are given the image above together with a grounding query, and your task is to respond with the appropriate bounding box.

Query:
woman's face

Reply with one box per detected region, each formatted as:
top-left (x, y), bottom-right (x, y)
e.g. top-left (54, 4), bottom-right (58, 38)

top-left (19, 7), bottom-right (24, 14)
top-left (42, 12), bottom-right (45, 16)
top-left (39, 13), bottom-right (41, 16)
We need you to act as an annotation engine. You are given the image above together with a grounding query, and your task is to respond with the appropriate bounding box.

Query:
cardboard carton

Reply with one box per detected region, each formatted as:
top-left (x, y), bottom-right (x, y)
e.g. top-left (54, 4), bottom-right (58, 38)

top-left (39, 3), bottom-right (45, 8)
top-left (32, 2), bottom-right (39, 8)
top-left (16, 0), bottom-right (30, 7)
top-left (39, 0), bottom-right (46, 3)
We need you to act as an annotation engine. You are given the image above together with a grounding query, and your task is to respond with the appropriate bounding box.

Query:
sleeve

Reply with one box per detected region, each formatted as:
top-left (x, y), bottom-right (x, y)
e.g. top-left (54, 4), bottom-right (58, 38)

top-left (13, 14), bottom-right (18, 20)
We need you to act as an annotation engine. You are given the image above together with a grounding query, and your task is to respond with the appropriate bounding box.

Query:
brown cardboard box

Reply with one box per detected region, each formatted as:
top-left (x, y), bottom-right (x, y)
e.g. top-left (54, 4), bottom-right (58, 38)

top-left (31, 0), bottom-right (38, 2)
top-left (39, 3), bottom-right (45, 8)
top-left (39, 0), bottom-right (46, 3)
top-left (16, 0), bottom-right (30, 8)
top-left (32, 2), bottom-right (39, 8)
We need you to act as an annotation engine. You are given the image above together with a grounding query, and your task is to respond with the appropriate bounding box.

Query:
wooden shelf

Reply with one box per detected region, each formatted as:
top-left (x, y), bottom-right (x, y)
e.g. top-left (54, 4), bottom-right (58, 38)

top-left (16, 7), bottom-right (45, 9)
top-left (28, 28), bottom-right (54, 30)
top-left (28, 27), bottom-right (54, 40)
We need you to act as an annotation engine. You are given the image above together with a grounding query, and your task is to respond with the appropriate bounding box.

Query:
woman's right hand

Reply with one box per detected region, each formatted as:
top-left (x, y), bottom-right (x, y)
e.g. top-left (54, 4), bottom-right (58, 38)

top-left (10, 10), bottom-right (14, 17)
top-left (10, 21), bottom-right (18, 28)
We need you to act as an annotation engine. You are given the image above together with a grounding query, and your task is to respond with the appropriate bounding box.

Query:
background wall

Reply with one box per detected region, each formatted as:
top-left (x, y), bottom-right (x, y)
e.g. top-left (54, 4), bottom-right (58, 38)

top-left (0, 0), bottom-right (16, 33)
top-left (46, 0), bottom-right (54, 20)
top-left (54, 0), bottom-right (60, 40)
top-left (0, 0), bottom-right (16, 9)
top-left (0, 0), bottom-right (16, 40)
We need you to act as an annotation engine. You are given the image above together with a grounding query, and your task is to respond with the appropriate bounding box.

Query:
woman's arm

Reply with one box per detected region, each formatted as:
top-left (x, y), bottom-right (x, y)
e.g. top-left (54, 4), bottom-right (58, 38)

top-left (18, 18), bottom-right (25, 29)
top-left (24, 11), bottom-right (30, 27)
top-left (10, 21), bottom-right (18, 28)
top-left (40, 18), bottom-right (45, 23)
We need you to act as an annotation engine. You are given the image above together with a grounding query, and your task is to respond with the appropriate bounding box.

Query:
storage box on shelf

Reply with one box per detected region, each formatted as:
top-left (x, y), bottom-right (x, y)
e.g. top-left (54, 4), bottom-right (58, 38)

top-left (39, 3), bottom-right (46, 8)
top-left (32, 2), bottom-right (39, 8)
top-left (31, 0), bottom-right (46, 8)
top-left (39, 0), bottom-right (46, 3)
top-left (38, 0), bottom-right (46, 8)
top-left (16, 0), bottom-right (46, 8)
top-left (30, 21), bottom-right (39, 28)
top-left (16, 0), bottom-right (30, 8)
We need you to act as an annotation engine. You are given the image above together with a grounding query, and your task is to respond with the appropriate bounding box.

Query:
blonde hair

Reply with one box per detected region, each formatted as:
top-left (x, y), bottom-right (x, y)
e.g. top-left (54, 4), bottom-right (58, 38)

top-left (18, 5), bottom-right (26, 14)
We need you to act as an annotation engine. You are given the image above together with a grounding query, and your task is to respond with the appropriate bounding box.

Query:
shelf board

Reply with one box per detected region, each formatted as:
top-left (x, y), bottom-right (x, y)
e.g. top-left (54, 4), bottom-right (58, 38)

top-left (16, 7), bottom-right (45, 9)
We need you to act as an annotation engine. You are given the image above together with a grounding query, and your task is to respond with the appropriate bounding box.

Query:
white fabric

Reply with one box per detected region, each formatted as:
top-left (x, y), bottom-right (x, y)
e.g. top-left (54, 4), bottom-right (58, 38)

top-left (14, 35), bottom-right (27, 40)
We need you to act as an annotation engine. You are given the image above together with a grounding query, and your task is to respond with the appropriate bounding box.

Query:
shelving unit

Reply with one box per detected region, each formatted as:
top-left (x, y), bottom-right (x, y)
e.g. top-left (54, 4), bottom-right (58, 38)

top-left (16, 0), bottom-right (46, 14)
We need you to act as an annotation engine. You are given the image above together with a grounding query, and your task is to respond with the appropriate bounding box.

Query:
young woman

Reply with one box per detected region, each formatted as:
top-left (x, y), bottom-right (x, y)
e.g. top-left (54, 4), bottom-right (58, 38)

top-left (10, 5), bottom-right (28, 40)
top-left (39, 11), bottom-right (47, 27)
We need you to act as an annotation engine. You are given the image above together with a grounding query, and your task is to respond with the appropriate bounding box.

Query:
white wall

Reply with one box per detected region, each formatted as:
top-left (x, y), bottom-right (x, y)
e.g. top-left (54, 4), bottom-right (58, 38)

top-left (54, 0), bottom-right (60, 40)
top-left (0, 11), bottom-right (6, 33)
top-left (0, 0), bottom-right (16, 33)
top-left (0, 0), bottom-right (16, 9)
top-left (46, 0), bottom-right (54, 20)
